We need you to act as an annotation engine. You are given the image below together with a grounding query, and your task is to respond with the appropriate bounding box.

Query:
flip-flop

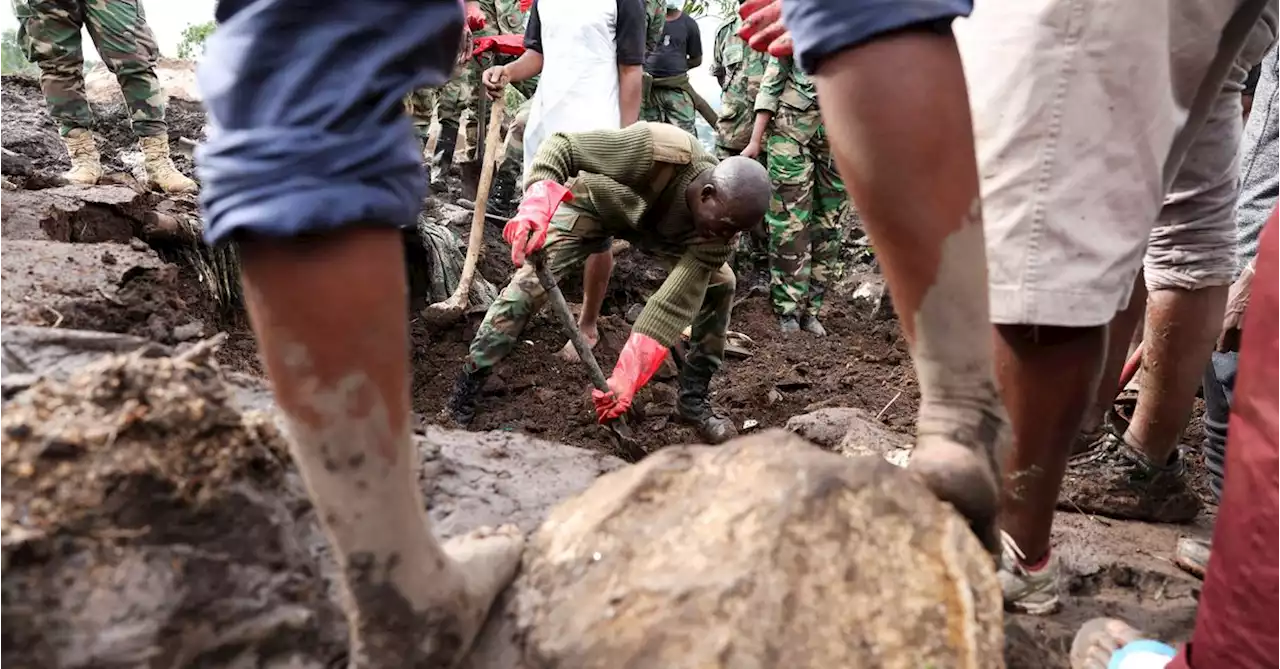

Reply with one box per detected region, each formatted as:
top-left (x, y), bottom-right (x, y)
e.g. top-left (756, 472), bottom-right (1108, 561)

top-left (1070, 618), bottom-right (1174, 669)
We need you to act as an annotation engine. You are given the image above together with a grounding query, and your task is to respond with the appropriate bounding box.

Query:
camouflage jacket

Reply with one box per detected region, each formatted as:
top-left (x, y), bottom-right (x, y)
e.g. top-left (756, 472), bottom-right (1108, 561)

top-left (473, 0), bottom-right (527, 38)
top-left (645, 0), bottom-right (666, 56)
top-left (712, 15), bottom-right (769, 151)
top-left (754, 55), bottom-right (822, 144)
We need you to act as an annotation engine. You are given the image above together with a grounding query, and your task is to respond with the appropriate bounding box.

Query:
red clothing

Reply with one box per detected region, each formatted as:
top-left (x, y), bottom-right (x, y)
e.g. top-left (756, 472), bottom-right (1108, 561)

top-left (1169, 207), bottom-right (1279, 669)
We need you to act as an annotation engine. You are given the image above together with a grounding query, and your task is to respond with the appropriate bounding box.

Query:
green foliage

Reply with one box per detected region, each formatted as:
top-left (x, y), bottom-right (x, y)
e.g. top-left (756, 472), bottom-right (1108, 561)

top-left (1, 28), bottom-right (38, 75)
top-left (681, 0), bottom-right (737, 19)
top-left (177, 21), bottom-right (216, 60)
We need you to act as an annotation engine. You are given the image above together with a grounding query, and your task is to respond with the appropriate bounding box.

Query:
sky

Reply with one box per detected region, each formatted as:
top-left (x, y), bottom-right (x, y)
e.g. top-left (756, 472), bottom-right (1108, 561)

top-left (0, 1), bottom-right (727, 106)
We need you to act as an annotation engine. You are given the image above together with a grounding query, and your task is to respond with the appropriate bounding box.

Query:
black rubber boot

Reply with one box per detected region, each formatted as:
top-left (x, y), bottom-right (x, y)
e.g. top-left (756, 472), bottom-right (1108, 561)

top-left (459, 159), bottom-right (482, 202)
top-left (779, 315), bottom-right (800, 333)
top-left (676, 363), bottom-right (737, 445)
top-left (800, 313), bottom-right (827, 336)
top-left (432, 124), bottom-right (459, 189)
top-left (486, 160), bottom-right (519, 219)
top-left (445, 365), bottom-right (489, 425)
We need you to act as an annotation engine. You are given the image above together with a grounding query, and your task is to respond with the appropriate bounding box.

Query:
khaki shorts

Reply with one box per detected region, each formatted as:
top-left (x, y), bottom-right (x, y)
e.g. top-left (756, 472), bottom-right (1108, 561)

top-left (956, 0), bottom-right (1277, 326)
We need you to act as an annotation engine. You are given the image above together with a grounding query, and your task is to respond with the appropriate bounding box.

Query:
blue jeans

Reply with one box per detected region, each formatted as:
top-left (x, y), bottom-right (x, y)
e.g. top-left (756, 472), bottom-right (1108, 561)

top-left (1201, 350), bottom-right (1238, 501)
top-left (197, 0), bottom-right (464, 245)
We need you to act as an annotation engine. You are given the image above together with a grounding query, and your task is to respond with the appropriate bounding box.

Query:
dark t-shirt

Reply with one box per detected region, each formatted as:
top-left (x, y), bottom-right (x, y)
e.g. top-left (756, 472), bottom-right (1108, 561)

top-left (644, 12), bottom-right (702, 77)
top-left (524, 0), bottom-right (647, 65)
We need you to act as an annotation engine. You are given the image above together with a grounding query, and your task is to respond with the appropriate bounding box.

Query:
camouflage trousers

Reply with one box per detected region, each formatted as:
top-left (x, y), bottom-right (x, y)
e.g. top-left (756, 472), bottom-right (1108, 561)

top-left (765, 125), bottom-right (848, 317)
top-left (404, 86), bottom-right (438, 142)
top-left (641, 86), bottom-right (697, 135)
top-left (14, 0), bottom-right (166, 137)
top-left (467, 209), bottom-right (735, 379)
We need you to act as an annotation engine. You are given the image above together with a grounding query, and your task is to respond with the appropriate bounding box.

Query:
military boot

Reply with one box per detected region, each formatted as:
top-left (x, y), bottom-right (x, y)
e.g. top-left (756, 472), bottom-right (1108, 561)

top-left (800, 313), bottom-right (827, 336)
top-left (676, 366), bottom-right (738, 445)
top-left (139, 135), bottom-right (197, 193)
top-left (61, 128), bottom-right (103, 186)
top-left (486, 160), bottom-right (519, 218)
top-left (432, 124), bottom-right (459, 189)
top-left (459, 159), bottom-right (482, 202)
top-left (444, 365), bottom-right (490, 425)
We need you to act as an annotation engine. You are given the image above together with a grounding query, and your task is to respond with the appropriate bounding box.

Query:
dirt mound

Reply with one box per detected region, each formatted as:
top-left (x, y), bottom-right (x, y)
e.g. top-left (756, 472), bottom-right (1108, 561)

top-left (0, 340), bottom-right (345, 668)
top-left (0, 336), bottom-right (631, 667)
top-left (85, 58), bottom-right (202, 104)
top-left (468, 431), bottom-right (1003, 669)
top-left (412, 279), bottom-right (920, 459)
top-left (0, 240), bottom-right (204, 344)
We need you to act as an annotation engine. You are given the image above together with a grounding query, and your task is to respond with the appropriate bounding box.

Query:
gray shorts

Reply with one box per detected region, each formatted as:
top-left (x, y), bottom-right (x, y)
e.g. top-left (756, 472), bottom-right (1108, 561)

top-left (957, 0), bottom-right (1277, 325)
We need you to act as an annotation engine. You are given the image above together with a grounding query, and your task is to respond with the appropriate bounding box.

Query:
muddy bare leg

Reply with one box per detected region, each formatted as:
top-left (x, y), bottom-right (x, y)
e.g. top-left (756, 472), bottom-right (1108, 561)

top-left (558, 249), bottom-right (610, 361)
top-left (1124, 285), bottom-right (1228, 463)
top-left (995, 324), bottom-right (1106, 564)
top-left (813, 30), bottom-right (1002, 550)
top-left (239, 228), bottom-right (522, 667)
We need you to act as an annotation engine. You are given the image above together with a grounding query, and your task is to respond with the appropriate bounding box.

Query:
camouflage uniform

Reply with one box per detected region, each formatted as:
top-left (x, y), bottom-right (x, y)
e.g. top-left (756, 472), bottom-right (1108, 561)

top-left (13, 0), bottom-right (166, 137)
top-left (438, 0), bottom-right (533, 164)
top-left (644, 0), bottom-right (665, 54)
top-left (641, 80), bottom-right (698, 134)
top-left (711, 14), bottom-right (768, 157)
top-left (712, 13), bottom-right (771, 271)
top-left (755, 55), bottom-right (849, 318)
top-left (468, 209), bottom-right (734, 381)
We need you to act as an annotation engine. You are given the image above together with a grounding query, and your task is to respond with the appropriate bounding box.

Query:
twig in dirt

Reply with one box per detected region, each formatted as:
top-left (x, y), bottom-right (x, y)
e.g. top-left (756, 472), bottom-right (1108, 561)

top-left (42, 305), bottom-right (64, 329)
top-left (875, 390), bottom-right (903, 421)
top-left (731, 284), bottom-right (764, 312)
top-left (97, 285), bottom-right (125, 306)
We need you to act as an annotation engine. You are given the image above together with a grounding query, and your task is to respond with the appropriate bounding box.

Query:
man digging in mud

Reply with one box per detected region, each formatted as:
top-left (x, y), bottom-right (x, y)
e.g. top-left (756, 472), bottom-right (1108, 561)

top-left (194, 1), bottom-right (522, 666)
top-left (445, 122), bottom-right (770, 445)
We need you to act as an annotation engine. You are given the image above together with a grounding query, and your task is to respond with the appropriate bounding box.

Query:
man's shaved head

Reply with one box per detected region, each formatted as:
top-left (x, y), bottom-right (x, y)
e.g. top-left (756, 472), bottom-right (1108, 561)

top-left (688, 156), bottom-right (772, 239)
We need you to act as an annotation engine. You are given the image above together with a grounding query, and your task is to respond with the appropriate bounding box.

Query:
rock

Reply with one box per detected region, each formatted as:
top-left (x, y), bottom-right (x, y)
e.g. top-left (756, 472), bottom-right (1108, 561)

top-left (852, 277), bottom-right (895, 321)
top-left (172, 321), bottom-right (206, 342)
top-left (786, 407), bottom-right (913, 467)
top-left (624, 302), bottom-right (644, 323)
top-left (2, 146), bottom-right (34, 176)
top-left (0, 185), bottom-right (155, 243)
top-left (466, 430), bottom-right (1002, 669)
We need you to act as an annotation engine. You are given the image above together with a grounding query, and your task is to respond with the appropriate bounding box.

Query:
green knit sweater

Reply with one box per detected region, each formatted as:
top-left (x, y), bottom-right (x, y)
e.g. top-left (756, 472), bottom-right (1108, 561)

top-left (526, 122), bottom-right (726, 348)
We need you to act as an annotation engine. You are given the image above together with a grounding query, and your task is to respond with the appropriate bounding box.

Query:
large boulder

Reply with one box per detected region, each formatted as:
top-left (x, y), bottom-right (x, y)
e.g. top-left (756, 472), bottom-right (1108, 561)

top-left (470, 430), bottom-right (1003, 669)
top-left (786, 406), bottom-right (913, 466)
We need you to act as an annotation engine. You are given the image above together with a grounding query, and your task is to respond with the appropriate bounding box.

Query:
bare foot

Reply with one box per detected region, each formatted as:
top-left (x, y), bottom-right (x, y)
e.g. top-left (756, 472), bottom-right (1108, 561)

top-left (347, 525), bottom-right (525, 668)
top-left (556, 328), bottom-right (599, 363)
top-left (909, 435), bottom-right (1001, 555)
top-left (1069, 618), bottom-right (1146, 669)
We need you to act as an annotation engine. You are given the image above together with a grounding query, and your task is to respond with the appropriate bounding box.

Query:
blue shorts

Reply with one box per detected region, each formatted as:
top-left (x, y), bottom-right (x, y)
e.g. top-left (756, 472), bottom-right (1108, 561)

top-left (196, 0), bottom-right (464, 245)
top-left (782, 0), bottom-right (973, 74)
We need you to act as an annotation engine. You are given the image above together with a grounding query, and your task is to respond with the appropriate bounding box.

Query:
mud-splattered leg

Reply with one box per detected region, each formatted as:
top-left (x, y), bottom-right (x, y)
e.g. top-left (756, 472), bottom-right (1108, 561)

top-left (239, 228), bottom-right (523, 667)
top-left (813, 30), bottom-right (1003, 551)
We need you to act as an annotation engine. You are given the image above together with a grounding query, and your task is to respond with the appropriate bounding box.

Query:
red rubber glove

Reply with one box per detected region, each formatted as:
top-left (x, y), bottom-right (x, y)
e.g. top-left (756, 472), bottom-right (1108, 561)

top-left (519, 0), bottom-right (533, 12)
top-left (473, 34), bottom-right (527, 57)
top-left (465, 2), bottom-right (487, 30)
top-left (592, 332), bottom-right (669, 423)
top-left (503, 180), bottom-right (573, 266)
top-left (738, 0), bottom-right (793, 57)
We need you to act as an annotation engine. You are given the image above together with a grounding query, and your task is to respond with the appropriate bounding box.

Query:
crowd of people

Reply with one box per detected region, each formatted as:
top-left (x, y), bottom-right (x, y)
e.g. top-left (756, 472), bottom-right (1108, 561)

top-left (9, 0), bottom-right (1277, 666)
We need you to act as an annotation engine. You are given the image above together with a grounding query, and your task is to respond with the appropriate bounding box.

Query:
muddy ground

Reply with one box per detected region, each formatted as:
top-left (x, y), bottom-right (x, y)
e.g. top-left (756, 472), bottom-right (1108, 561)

top-left (0, 73), bottom-right (1219, 668)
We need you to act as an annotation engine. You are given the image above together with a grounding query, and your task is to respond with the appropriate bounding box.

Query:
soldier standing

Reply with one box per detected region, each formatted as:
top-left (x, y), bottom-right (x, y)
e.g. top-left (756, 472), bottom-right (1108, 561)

top-left (743, 54), bottom-right (848, 336)
top-left (711, 4), bottom-right (770, 271)
top-left (640, 2), bottom-right (702, 134)
top-left (13, 0), bottom-right (196, 193)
